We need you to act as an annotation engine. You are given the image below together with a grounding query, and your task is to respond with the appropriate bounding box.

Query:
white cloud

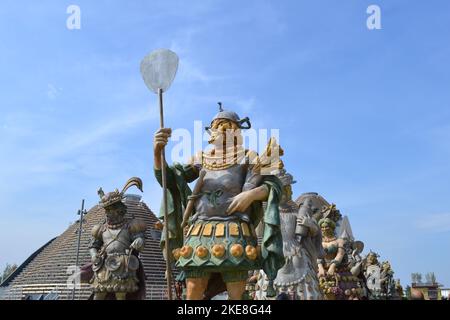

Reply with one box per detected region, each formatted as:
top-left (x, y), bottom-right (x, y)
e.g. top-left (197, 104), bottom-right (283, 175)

top-left (177, 58), bottom-right (219, 84)
top-left (414, 213), bottom-right (450, 233)
top-left (0, 106), bottom-right (158, 194)
top-left (21, 107), bottom-right (155, 162)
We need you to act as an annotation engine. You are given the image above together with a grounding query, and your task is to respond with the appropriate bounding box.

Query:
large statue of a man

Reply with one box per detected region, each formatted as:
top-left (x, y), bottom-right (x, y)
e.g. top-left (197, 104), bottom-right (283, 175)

top-left (153, 104), bottom-right (284, 300)
top-left (88, 178), bottom-right (147, 300)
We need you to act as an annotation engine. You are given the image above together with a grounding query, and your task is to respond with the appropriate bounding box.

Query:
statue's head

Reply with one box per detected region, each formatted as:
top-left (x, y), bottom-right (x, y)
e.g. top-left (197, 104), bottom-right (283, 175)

top-left (382, 261), bottom-right (391, 272)
top-left (318, 217), bottom-right (336, 237)
top-left (104, 199), bottom-right (127, 225)
top-left (97, 177), bottom-right (143, 225)
top-left (205, 102), bottom-right (251, 146)
top-left (366, 251), bottom-right (379, 265)
top-left (275, 169), bottom-right (296, 203)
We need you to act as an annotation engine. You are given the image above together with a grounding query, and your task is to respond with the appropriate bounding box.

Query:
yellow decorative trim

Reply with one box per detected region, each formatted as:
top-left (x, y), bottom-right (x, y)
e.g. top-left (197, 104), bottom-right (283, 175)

top-left (211, 244), bottom-right (226, 258)
top-left (230, 244), bottom-right (244, 257)
top-left (241, 222), bottom-right (251, 237)
top-left (180, 245), bottom-right (193, 258)
top-left (196, 246), bottom-right (209, 259)
top-left (191, 224), bottom-right (202, 236)
top-left (215, 223), bottom-right (225, 237)
top-left (172, 248), bottom-right (181, 260)
top-left (201, 148), bottom-right (246, 171)
top-left (245, 245), bottom-right (258, 260)
top-left (229, 222), bottom-right (240, 237)
top-left (202, 223), bottom-right (213, 237)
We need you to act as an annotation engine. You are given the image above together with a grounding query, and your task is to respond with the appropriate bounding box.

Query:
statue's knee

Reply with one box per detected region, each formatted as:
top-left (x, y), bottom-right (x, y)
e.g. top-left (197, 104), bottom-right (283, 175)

top-left (187, 278), bottom-right (207, 291)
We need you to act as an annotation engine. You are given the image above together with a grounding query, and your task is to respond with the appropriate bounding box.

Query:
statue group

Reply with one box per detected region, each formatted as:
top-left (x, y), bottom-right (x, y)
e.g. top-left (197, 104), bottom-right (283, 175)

top-left (84, 104), bottom-right (401, 300)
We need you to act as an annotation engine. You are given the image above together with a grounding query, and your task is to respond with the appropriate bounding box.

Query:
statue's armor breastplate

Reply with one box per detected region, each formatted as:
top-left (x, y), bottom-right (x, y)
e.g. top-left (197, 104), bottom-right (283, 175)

top-left (102, 227), bottom-right (132, 255)
top-left (195, 164), bottom-right (248, 220)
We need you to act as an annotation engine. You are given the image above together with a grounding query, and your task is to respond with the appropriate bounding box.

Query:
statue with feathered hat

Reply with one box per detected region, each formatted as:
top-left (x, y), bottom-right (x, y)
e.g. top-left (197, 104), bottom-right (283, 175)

top-left (86, 177), bottom-right (147, 300)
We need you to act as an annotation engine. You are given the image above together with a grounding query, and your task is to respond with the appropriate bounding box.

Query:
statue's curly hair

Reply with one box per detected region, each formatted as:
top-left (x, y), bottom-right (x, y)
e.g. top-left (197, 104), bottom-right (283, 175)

top-left (318, 217), bottom-right (336, 229)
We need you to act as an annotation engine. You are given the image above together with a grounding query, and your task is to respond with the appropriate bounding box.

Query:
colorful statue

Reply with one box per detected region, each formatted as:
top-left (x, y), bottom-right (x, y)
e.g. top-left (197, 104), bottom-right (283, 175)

top-left (249, 170), bottom-right (324, 300)
top-left (363, 251), bottom-right (382, 299)
top-left (317, 205), bottom-right (364, 300)
top-left (271, 168), bottom-right (324, 299)
top-left (345, 240), bottom-right (368, 298)
top-left (395, 279), bottom-right (404, 299)
top-left (88, 178), bottom-right (147, 300)
top-left (153, 105), bottom-right (284, 300)
top-left (380, 261), bottom-right (395, 298)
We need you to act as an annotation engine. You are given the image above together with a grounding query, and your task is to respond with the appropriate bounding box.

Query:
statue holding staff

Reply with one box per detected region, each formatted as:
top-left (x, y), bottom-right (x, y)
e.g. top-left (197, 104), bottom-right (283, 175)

top-left (153, 104), bottom-right (285, 300)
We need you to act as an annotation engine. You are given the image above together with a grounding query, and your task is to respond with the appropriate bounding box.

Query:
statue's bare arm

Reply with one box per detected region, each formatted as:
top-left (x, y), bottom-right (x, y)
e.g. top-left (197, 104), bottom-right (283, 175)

top-left (226, 184), bottom-right (269, 215)
top-left (327, 239), bottom-right (346, 276)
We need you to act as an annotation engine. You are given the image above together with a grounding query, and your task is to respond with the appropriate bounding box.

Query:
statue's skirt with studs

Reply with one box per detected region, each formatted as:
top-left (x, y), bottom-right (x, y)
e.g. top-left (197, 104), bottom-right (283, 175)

top-left (173, 219), bottom-right (261, 277)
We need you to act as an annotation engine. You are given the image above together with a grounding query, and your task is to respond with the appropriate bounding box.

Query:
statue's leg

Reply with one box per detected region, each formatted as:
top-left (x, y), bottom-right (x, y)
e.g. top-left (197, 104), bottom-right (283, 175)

top-left (93, 292), bottom-right (107, 300)
top-left (186, 277), bottom-right (209, 300)
top-left (115, 292), bottom-right (127, 300)
top-left (225, 281), bottom-right (246, 300)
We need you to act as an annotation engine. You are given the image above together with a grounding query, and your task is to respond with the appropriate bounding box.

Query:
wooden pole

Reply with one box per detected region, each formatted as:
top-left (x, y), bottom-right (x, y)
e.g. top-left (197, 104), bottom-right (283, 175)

top-left (158, 88), bottom-right (173, 300)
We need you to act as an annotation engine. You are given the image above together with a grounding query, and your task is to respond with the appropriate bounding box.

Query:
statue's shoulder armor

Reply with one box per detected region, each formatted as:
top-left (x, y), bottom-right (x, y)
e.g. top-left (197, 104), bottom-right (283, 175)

top-left (128, 219), bottom-right (147, 234)
top-left (91, 224), bottom-right (105, 239)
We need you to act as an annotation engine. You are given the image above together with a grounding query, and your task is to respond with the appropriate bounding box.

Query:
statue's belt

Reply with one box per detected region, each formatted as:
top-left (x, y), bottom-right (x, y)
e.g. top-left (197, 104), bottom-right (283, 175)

top-left (94, 253), bottom-right (139, 272)
top-left (186, 220), bottom-right (255, 238)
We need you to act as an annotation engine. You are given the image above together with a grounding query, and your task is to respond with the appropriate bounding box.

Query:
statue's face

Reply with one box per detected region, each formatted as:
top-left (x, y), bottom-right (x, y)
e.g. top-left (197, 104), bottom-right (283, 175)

top-left (208, 119), bottom-right (240, 145)
top-left (321, 224), bottom-right (334, 237)
top-left (367, 254), bottom-right (378, 265)
top-left (105, 203), bottom-right (126, 224)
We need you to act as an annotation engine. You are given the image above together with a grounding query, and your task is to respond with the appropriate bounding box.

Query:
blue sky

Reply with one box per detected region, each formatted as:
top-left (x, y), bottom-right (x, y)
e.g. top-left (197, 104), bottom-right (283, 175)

top-left (1, 0), bottom-right (449, 288)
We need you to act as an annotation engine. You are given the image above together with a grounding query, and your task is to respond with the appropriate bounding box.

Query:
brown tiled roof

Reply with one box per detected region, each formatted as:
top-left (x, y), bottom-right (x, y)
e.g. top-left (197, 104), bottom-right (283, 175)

top-left (2, 195), bottom-right (171, 300)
